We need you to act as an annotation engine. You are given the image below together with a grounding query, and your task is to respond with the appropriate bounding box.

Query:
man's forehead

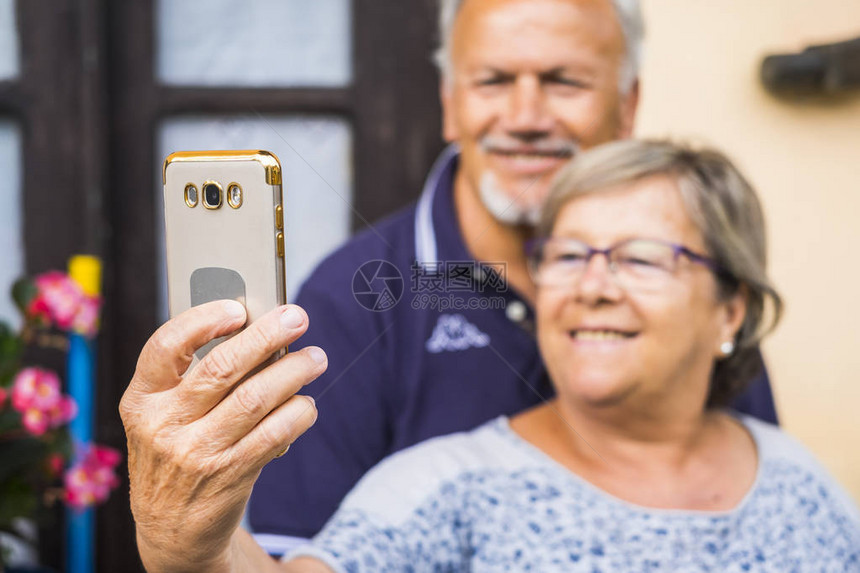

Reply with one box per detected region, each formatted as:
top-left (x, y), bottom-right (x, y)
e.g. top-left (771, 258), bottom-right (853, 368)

top-left (451, 0), bottom-right (624, 68)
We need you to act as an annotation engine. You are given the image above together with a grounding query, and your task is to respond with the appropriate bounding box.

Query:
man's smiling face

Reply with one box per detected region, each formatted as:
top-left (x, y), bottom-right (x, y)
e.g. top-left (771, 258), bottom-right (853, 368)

top-left (441, 0), bottom-right (639, 226)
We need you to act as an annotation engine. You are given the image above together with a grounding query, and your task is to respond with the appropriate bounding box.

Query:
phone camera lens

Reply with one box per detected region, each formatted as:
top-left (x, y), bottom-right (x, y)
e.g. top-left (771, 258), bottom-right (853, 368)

top-left (184, 184), bottom-right (198, 208)
top-left (203, 182), bottom-right (222, 209)
top-left (227, 184), bottom-right (243, 209)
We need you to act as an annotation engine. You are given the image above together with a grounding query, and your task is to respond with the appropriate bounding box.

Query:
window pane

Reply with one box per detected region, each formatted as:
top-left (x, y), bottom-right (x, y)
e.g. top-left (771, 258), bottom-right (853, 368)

top-left (156, 0), bottom-right (352, 87)
top-left (156, 115), bottom-right (353, 321)
top-left (0, 120), bottom-right (23, 326)
top-left (0, 0), bottom-right (20, 80)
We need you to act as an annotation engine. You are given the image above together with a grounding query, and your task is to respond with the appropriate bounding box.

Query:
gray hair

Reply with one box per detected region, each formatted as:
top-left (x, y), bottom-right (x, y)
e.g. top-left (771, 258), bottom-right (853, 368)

top-left (537, 139), bottom-right (784, 408)
top-left (434, 0), bottom-right (645, 95)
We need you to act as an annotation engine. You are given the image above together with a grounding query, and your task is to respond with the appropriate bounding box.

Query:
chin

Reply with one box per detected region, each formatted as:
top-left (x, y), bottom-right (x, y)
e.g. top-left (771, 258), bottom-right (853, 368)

top-left (556, 371), bottom-right (638, 409)
top-left (478, 172), bottom-right (547, 226)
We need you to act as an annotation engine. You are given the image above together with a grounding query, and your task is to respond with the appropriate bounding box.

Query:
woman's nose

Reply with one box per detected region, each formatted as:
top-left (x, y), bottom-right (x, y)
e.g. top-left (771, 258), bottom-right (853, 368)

top-left (574, 253), bottom-right (624, 304)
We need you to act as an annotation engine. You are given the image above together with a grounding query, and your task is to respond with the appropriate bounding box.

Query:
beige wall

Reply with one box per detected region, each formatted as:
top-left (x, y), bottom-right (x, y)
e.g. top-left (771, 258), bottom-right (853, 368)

top-left (636, 0), bottom-right (860, 502)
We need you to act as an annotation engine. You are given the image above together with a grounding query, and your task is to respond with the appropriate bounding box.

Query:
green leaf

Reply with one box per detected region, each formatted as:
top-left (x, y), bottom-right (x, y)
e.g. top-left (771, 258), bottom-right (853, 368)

top-left (0, 322), bottom-right (23, 386)
top-left (0, 438), bottom-right (50, 484)
top-left (50, 429), bottom-right (74, 459)
top-left (0, 476), bottom-right (38, 526)
top-left (0, 409), bottom-right (23, 433)
top-left (11, 278), bottom-right (37, 316)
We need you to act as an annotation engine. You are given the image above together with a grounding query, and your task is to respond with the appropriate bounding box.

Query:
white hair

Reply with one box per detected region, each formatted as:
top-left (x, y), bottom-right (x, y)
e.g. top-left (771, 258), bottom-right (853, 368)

top-left (433, 0), bottom-right (645, 95)
top-left (478, 172), bottom-right (544, 226)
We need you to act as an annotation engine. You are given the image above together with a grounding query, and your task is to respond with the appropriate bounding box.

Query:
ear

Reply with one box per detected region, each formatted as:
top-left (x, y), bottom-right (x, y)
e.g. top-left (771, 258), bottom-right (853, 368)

top-left (617, 79), bottom-right (640, 138)
top-left (440, 78), bottom-right (460, 143)
top-left (716, 285), bottom-right (748, 357)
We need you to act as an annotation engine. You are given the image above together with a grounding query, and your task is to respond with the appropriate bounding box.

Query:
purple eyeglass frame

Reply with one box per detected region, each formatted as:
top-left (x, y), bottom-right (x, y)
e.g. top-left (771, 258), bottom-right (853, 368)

top-left (525, 237), bottom-right (730, 277)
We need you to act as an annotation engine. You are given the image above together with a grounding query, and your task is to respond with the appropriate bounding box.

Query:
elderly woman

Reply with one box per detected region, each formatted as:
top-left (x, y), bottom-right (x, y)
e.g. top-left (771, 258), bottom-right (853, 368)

top-left (121, 140), bottom-right (860, 572)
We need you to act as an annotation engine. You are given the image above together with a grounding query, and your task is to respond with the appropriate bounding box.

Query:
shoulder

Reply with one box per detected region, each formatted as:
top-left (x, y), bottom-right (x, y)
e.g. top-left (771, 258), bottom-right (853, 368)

top-left (337, 417), bottom-right (528, 525)
top-left (300, 203), bottom-right (418, 289)
top-left (743, 414), bottom-right (834, 475)
top-left (741, 415), bottom-right (860, 524)
top-left (292, 203), bottom-right (418, 327)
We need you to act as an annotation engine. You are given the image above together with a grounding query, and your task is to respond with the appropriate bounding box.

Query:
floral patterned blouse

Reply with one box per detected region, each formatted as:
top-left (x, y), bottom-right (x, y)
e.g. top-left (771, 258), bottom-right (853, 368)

top-left (287, 414), bottom-right (860, 572)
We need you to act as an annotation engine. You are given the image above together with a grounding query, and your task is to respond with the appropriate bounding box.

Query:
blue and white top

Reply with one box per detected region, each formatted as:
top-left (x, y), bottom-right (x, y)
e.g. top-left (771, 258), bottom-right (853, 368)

top-left (287, 415), bottom-right (860, 572)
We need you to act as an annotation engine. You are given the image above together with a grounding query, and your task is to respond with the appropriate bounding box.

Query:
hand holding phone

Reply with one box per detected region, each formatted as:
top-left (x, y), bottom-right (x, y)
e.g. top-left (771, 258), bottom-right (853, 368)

top-left (121, 302), bottom-right (324, 572)
top-left (121, 150), bottom-right (325, 571)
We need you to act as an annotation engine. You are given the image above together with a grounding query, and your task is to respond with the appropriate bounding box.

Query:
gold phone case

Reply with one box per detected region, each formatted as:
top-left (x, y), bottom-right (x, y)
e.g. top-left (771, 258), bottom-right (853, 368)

top-left (163, 150), bottom-right (286, 364)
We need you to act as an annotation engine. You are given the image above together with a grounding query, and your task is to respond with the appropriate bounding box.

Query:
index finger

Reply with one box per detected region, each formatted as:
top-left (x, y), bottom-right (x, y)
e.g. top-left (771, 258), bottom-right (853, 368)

top-left (176, 304), bottom-right (310, 418)
top-left (130, 300), bottom-right (247, 396)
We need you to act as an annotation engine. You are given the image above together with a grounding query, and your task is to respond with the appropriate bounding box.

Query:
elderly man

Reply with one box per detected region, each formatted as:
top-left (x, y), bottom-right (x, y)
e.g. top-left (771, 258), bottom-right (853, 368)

top-left (245, 0), bottom-right (779, 550)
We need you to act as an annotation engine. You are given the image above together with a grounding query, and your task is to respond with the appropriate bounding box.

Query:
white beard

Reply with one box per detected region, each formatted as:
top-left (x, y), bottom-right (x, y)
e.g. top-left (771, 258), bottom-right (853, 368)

top-left (478, 171), bottom-right (543, 227)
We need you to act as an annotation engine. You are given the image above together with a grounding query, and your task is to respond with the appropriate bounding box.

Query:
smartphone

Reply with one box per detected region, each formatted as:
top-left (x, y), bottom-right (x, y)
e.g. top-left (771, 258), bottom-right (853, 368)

top-left (162, 150), bottom-right (286, 364)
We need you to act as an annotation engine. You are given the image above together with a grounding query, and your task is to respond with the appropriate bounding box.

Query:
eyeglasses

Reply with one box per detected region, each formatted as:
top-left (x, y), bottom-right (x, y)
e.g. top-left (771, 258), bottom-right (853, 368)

top-left (526, 237), bottom-right (727, 292)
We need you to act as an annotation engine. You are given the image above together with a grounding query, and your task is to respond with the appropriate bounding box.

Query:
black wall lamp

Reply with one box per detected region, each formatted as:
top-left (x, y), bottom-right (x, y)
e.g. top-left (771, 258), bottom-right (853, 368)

top-left (761, 35), bottom-right (860, 97)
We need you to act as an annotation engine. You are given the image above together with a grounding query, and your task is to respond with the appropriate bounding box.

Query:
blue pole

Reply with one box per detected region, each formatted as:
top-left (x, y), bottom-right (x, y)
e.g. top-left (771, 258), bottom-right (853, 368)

top-left (66, 333), bottom-right (95, 573)
top-left (65, 256), bottom-right (101, 573)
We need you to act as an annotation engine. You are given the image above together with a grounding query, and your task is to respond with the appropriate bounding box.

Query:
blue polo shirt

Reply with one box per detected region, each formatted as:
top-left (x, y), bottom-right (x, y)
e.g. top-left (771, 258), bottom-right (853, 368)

top-left (248, 146), bottom-right (778, 549)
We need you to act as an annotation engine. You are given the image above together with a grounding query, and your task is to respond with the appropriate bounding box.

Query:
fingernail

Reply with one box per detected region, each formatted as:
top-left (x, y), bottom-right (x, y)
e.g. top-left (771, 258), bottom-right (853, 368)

top-left (223, 300), bottom-right (246, 319)
top-left (281, 307), bottom-right (304, 329)
top-left (307, 347), bottom-right (327, 364)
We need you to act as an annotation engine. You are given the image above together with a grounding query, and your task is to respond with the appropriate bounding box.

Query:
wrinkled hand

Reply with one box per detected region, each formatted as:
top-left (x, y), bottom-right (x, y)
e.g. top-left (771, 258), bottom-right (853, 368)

top-left (119, 301), bottom-right (326, 572)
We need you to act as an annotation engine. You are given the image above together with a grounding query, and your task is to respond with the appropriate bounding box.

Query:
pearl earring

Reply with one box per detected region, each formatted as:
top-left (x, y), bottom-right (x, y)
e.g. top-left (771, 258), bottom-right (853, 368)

top-left (720, 341), bottom-right (735, 356)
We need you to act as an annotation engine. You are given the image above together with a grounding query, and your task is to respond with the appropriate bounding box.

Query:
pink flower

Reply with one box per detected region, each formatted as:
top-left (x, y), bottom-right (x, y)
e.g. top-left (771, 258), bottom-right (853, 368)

top-left (47, 453), bottom-right (65, 476)
top-left (33, 272), bottom-right (82, 330)
top-left (91, 444), bottom-right (122, 467)
top-left (65, 466), bottom-right (98, 508)
top-left (0, 386), bottom-right (7, 407)
top-left (11, 368), bottom-right (77, 436)
top-left (71, 294), bottom-right (101, 337)
top-left (64, 444), bottom-right (122, 510)
top-left (26, 292), bottom-right (53, 326)
top-left (20, 400), bottom-right (76, 436)
top-left (12, 367), bottom-right (61, 411)
top-left (27, 271), bottom-right (102, 337)
top-left (11, 369), bottom-right (37, 411)
top-left (22, 408), bottom-right (50, 436)
top-left (12, 368), bottom-right (59, 411)
top-left (47, 396), bottom-right (78, 427)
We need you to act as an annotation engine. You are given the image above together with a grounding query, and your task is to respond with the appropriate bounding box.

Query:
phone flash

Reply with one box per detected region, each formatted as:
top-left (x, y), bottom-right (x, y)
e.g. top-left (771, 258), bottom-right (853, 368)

top-left (184, 184), bottom-right (198, 208)
top-left (227, 184), bottom-right (243, 209)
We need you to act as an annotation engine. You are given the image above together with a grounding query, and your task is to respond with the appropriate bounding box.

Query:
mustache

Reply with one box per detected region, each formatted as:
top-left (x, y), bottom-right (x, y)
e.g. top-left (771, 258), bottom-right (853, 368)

top-left (479, 136), bottom-right (580, 157)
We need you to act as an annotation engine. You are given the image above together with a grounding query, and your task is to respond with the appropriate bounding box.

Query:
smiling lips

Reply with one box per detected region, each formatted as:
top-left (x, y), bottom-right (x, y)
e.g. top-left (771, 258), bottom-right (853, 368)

top-left (487, 147), bottom-right (574, 175)
top-left (569, 329), bottom-right (638, 342)
top-left (491, 147), bottom-right (573, 159)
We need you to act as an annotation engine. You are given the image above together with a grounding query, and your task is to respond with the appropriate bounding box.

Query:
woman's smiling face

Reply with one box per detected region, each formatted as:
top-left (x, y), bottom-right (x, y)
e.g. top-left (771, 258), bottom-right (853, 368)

top-left (535, 175), bottom-right (746, 410)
